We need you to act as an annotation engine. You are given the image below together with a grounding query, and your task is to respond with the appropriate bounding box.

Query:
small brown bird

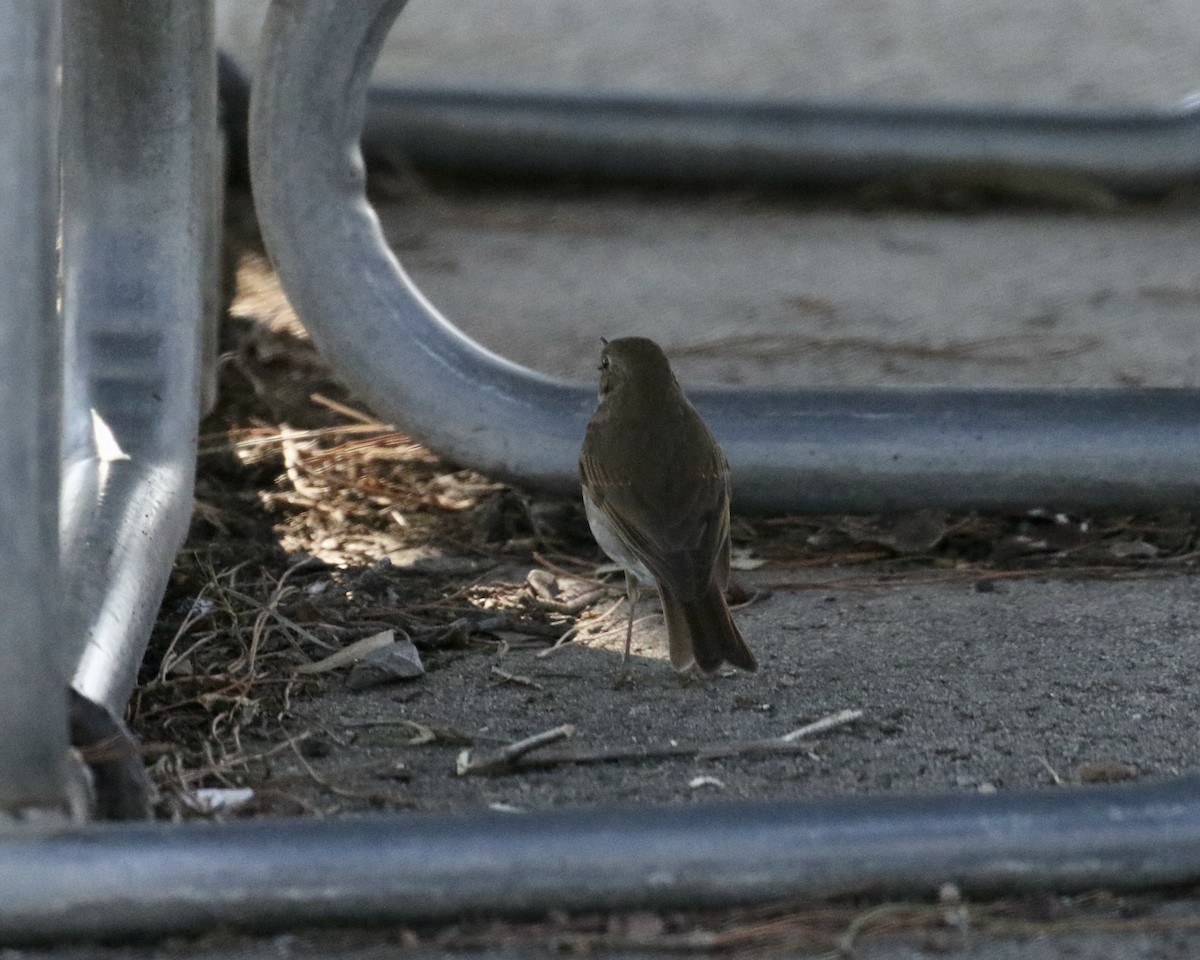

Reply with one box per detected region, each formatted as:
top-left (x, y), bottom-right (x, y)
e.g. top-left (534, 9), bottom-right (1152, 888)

top-left (579, 336), bottom-right (757, 675)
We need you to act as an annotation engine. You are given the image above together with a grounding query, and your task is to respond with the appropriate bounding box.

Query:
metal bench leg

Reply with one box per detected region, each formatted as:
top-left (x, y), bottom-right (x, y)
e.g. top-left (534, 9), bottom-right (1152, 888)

top-left (57, 0), bottom-right (217, 816)
top-left (0, 2), bottom-right (69, 816)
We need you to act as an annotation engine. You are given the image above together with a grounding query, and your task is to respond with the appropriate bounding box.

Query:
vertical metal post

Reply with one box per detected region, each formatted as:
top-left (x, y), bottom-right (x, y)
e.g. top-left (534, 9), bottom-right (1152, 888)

top-left (0, 3), bottom-right (67, 813)
top-left (61, 0), bottom-right (215, 715)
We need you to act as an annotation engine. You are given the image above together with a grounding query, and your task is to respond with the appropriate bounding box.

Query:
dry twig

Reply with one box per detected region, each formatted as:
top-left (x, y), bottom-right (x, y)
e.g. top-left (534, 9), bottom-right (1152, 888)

top-left (455, 709), bottom-right (863, 776)
top-left (490, 666), bottom-right (544, 690)
top-left (456, 723), bottom-right (576, 776)
top-left (779, 708), bottom-right (864, 742)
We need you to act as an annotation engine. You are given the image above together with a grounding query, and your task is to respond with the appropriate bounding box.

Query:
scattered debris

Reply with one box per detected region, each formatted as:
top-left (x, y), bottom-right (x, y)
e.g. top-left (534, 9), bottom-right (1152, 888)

top-left (294, 629), bottom-right (396, 675)
top-left (454, 711), bottom-right (863, 776)
top-left (386, 546), bottom-right (491, 576)
top-left (457, 723), bottom-right (577, 776)
top-left (344, 718), bottom-right (471, 747)
top-left (1108, 540), bottom-right (1159, 559)
top-left (488, 803), bottom-right (526, 814)
top-left (526, 568), bottom-right (609, 614)
top-left (369, 759), bottom-right (412, 783)
top-left (537, 597), bottom-right (626, 657)
top-left (835, 510), bottom-right (950, 555)
top-left (410, 618), bottom-right (475, 650)
top-left (426, 888), bottom-right (1200, 956)
top-left (728, 548), bottom-right (766, 571)
top-left (347, 638), bottom-right (426, 690)
top-left (1037, 755), bottom-right (1138, 786)
top-left (490, 666), bottom-right (544, 690)
top-left (181, 786), bottom-right (255, 815)
top-left (732, 696), bottom-right (774, 713)
top-left (1075, 760), bottom-right (1139, 784)
top-left (779, 709), bottom-right (864, 742)
top-left (1037, 755), bottom-right (1066, 786)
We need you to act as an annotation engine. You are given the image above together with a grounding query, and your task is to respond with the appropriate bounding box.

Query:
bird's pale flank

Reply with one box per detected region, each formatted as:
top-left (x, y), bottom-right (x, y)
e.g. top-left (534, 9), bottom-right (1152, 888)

top-left (579, 336), bottom-right (757, 675)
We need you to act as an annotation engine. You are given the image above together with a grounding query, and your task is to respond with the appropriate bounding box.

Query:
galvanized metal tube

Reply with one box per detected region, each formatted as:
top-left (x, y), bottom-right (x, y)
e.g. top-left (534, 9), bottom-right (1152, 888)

top-left (706, 385), bottom-right (1200, 514)
top-left (61, 0), bottom-right (216, 715)
top-left (362, 85), bottom-right (1200, 192)
top-left (0, 1), bottom-right (67, 813)
top-left (252, 0), bottom-right (594, 491)
top-left (251, 0), bottom-right (1200, 515)
top-left (3, 778), bottom-right (1200, 941)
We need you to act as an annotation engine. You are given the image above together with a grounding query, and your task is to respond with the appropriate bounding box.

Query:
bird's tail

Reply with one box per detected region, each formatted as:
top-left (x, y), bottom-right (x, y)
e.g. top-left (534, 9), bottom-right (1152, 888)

top-left (661, 581), bottom-right (757, 674)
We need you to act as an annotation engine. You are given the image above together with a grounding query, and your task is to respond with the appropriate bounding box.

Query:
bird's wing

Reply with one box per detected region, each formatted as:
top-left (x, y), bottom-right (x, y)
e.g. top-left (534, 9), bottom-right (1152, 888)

top-left (580, 419), bottom-right (730, 599)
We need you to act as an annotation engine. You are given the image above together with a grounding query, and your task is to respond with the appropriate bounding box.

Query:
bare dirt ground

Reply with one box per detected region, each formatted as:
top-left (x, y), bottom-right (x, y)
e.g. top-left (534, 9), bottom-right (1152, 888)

top-left (135, 186), bottom-right (1200, 821)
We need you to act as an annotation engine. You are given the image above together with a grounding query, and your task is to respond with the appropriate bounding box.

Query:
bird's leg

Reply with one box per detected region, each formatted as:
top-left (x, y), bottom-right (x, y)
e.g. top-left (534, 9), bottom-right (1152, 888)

top-left (622, 572), bottom-right (639, 664)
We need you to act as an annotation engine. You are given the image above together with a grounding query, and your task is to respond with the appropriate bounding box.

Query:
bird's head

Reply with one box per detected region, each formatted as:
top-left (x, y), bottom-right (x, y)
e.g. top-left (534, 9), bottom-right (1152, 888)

top-left (596, 336), bottom-right (677, 400)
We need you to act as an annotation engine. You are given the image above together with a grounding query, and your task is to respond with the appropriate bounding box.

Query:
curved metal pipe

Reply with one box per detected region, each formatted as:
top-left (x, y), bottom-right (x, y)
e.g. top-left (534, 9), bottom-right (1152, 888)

top-left (363, 85), bottom-right (1200, 193)
top-left (4, 778), bottom-right (1200, 941)
top-left (251, 0), bottom-right (594, 491)
top-left (251, 0), bottom-right (1200, 515)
